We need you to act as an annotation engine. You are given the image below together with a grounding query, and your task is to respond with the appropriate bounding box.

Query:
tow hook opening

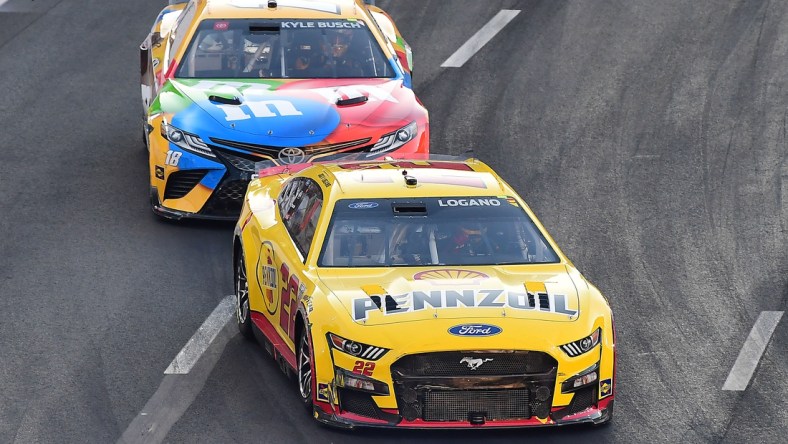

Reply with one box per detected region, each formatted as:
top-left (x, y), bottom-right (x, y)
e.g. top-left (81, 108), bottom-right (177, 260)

top-left (468, 412), bottom-right (486, 425)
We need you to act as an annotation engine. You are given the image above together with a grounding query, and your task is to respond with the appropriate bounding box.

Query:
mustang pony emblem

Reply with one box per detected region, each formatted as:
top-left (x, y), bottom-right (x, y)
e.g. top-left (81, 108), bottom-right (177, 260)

top-left (460, 357), bottom-right (493, 370)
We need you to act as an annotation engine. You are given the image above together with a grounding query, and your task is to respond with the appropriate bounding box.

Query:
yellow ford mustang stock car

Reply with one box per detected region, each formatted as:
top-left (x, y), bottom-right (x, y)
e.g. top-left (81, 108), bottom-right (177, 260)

top-left (232, 155), bottom-right (615, 428)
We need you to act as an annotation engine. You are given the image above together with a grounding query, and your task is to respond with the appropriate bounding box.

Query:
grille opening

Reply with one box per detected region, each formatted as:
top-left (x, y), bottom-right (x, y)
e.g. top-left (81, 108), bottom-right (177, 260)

top-left (163, 170), bottom-right (208, 200)
top-left (339, 388), bottom-right (383, 419)
top-left (422, 389), bottom-right (529, 422)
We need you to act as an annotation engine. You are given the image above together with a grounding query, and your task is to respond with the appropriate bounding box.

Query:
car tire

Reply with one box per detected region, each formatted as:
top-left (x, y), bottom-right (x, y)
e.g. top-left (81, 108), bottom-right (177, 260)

top-left (235, 253), bottom-right (254, 340)
top-left (296, 326), bottom-right (315, 412)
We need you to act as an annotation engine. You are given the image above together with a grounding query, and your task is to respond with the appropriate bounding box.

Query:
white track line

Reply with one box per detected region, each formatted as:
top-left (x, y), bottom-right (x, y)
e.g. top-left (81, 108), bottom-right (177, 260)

top-left (164, 296), bottom-right (235, 374)
top-left (441, 9), bottom-right (521, 68)
top-left (722, 311), bottom-right (783, 391)
top-left (0, 1), bottom-right (10, 9)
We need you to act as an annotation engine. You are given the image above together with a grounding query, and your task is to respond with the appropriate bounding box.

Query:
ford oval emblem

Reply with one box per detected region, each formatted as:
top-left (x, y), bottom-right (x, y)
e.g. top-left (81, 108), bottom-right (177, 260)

top-left (448, 324), bottom-right (502, 337)
top-left (348, 202), bottom-right (379, 209)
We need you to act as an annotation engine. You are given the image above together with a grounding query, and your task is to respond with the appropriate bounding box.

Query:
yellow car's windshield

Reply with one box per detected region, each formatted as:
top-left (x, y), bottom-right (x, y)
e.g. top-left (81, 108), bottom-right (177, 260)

top-left (319, 197), bottom-right (560, 267)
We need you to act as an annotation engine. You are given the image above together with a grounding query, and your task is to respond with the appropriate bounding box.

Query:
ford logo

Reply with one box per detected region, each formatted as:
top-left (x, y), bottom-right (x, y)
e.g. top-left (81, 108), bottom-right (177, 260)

top-left (448, 324), bottom-right (502, 337)
top-left (348, 202), bottom-right (379, 209)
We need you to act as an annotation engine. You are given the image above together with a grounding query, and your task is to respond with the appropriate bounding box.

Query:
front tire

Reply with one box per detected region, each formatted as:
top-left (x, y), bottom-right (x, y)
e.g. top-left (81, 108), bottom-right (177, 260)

top-left (297, 327), bottom-right (315, 411)
top-left (235, 253), bottom-right (254, 340)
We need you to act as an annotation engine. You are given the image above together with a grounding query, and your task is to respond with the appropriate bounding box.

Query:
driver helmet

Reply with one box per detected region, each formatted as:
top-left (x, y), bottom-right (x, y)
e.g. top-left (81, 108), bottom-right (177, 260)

top-left (290, 31), bottom-right (324, 71)
top-left (328, 29), bottom-right (353, 58)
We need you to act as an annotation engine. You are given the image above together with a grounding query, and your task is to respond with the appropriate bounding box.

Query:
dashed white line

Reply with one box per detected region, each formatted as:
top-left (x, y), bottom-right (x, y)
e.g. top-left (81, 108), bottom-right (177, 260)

top-left (441, 9), bottom-right (521, 68)
top-left (722, 311), bottom-right (783, 391)
top-left (164, 295), bottom-right (235, 374)
top-left (120, 296), bottom-right (238, 443)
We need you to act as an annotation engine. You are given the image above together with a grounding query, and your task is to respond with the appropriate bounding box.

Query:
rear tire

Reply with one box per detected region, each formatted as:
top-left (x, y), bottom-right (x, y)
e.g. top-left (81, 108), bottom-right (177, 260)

top-left (297, 327), bottom-right (315, 412)
top-left (235, 253), bottom-right (254, 340)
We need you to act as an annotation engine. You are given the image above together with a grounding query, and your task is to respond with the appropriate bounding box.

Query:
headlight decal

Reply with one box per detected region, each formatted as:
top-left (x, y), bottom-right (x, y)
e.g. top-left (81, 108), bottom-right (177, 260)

top-left (368, 121), bottom-right (417, 156)
top-left (327, 333), bottom-right (389, 361)
top-left (560, 328), bottom-right (600, 357)
top-left (161, 122), bottom-right (215, 158)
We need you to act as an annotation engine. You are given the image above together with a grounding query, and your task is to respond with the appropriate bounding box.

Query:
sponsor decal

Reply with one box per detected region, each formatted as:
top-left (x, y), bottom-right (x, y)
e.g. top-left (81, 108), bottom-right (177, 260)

top-left (317, 383), bottom-right (330, 402)
top-left (317, 172), bottom-right (331, 188)
top-left (348, 202), bottom-right (379, 209)
top-left (216, 99), bottom-right (305, 122)
top-left (437, 198), bottom-right (501, 207)
top-left (278, 147), bottom-right (306, 165)
top-left (600, 379), bottom-right (612, 398)
top-left (413, 269), bottom-right (489, 284)
top-left (460, 357), bottom-right (493, 370)
top-left (310, 85), bottom-right (398, 104)
top-left (257, 242), bottom-right (279, 315)
top-left (281, 21), bottom-right (364, 29)
top-left (352, 289), bottom-right (578, 321)
top-left (213, 21), bottom-right (229, 31)
top-left (448, 324), bottom-right (502, 337)
top-left (155, 165), bottom-right (165, 180)
top-left (152, 58), bottom-right (160, 69)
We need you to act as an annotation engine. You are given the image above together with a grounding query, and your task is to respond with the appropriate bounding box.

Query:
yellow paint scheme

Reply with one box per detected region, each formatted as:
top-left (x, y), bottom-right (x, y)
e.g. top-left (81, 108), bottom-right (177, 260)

top-left (234, 158), bottom-right (615, 426)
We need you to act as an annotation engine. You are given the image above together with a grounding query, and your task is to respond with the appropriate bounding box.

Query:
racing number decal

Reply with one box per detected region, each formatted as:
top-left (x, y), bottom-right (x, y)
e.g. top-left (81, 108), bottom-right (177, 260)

top-left (278, 263), bottom-right (300, 341)
top-left (352, 361), bottom-right (375, 376)
top-left (165, 150), bottom-right (182, 166)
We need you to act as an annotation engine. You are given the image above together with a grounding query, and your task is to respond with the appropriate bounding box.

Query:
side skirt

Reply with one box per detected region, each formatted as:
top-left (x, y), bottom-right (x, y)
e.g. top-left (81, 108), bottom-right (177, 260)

top-left (250, 311), bottom-right (297, 375)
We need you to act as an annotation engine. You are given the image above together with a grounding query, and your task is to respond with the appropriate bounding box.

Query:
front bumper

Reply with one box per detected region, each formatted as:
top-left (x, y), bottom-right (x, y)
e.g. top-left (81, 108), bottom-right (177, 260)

top-left (312, 392), bottom-right (614, 429)
top-left (148, 125), bottom-right (429, 220)
top-left (312, 346), bottom-right (615, 429)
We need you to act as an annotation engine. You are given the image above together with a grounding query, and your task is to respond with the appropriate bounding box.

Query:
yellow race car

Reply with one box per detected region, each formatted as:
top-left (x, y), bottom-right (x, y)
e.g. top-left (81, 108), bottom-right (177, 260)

top-left (233, 155), bottom-right (615, 428)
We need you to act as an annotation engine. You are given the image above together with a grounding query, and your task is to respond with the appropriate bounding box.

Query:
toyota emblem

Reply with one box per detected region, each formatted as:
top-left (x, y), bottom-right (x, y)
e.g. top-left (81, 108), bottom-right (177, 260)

top-left (278, 147), bottom-right (306, 165)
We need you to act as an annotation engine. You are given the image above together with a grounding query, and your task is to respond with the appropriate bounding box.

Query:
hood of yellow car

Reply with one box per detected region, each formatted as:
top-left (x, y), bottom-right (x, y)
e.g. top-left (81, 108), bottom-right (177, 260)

top-left (317, 265), bottom-right (581, 326)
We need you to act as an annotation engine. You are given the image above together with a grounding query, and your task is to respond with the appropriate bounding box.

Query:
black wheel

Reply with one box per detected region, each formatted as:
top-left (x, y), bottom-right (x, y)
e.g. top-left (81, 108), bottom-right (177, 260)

top-left (235, 253), bottom-right (254, 340)
top-left (297, 327), bottom-right (314, 411)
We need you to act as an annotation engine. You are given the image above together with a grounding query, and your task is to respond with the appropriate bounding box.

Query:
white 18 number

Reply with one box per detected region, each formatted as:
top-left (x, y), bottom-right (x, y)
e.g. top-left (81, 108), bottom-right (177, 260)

top-left (165, 150), bottom-right (182, 167)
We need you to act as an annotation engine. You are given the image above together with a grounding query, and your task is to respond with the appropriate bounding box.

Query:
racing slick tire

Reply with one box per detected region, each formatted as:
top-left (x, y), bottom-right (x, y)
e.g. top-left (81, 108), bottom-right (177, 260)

top-left (234, 253), bottom-right (254, 340)
top-left (296, 326), bottom-right (315, 412)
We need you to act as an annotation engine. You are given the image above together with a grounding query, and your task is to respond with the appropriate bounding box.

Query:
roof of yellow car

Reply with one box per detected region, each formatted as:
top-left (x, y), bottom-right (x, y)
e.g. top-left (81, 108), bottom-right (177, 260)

top-left (199, 0), bottom-right (368, 19)
top-left (311, 159), bottom-right (512, 198)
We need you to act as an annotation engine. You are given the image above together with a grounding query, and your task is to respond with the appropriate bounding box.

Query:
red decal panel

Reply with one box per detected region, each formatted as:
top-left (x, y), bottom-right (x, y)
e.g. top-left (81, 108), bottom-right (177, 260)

top-left (251, 311), bottom-right (297, 369)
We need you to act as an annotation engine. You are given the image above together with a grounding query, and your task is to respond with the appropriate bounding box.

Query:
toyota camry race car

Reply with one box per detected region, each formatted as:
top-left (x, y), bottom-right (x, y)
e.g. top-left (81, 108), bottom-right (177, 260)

top-left (232, 155), bottom-right (615, 428)
top-left (140, 0), bottom-right (427, 219)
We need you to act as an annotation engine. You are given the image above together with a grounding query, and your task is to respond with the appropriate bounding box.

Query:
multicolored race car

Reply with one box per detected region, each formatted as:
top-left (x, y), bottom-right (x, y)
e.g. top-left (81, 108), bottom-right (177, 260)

top-left (140, 0), bottom-right (427, 219)
top-left (233, 155), bottom-right (615, 429)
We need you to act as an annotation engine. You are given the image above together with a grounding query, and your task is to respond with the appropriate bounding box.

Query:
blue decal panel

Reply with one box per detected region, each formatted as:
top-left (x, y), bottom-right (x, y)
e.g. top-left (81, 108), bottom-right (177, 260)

top-left (448, 324), bottom-right (503, 337)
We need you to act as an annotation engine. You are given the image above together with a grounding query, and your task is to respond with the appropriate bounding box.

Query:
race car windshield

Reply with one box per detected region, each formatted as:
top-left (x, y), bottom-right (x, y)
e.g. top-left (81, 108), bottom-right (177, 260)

top-left (319, 197), bottom-right (560, 267)
top-left (176, 19), bottom-right (395, 79)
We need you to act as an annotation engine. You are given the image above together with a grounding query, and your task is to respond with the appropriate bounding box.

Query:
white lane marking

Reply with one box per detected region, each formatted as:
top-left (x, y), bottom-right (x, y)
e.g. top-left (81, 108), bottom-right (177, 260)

top-left (119, 304), bottom-right (237, 444)
top-left (164, 295), bottom-right (235, 374)
top-left (0, 0), bottom-right (10, 9)
top-left (722, 311), bottom-right (783, 391)
top-left (441, 9), bottom-right (521, 68)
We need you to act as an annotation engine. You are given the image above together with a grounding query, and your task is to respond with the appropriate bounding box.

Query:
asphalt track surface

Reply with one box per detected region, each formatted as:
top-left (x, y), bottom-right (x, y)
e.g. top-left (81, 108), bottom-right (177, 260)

top-left (0, 0), bottom-right (786, 442)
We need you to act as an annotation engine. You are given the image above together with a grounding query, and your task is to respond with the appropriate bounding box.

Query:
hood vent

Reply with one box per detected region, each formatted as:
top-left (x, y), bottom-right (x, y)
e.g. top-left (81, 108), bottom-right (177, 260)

top-left (337, 95), bottom-right (368, 106)
top-left (208, 95), bottom-right (241, 106)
